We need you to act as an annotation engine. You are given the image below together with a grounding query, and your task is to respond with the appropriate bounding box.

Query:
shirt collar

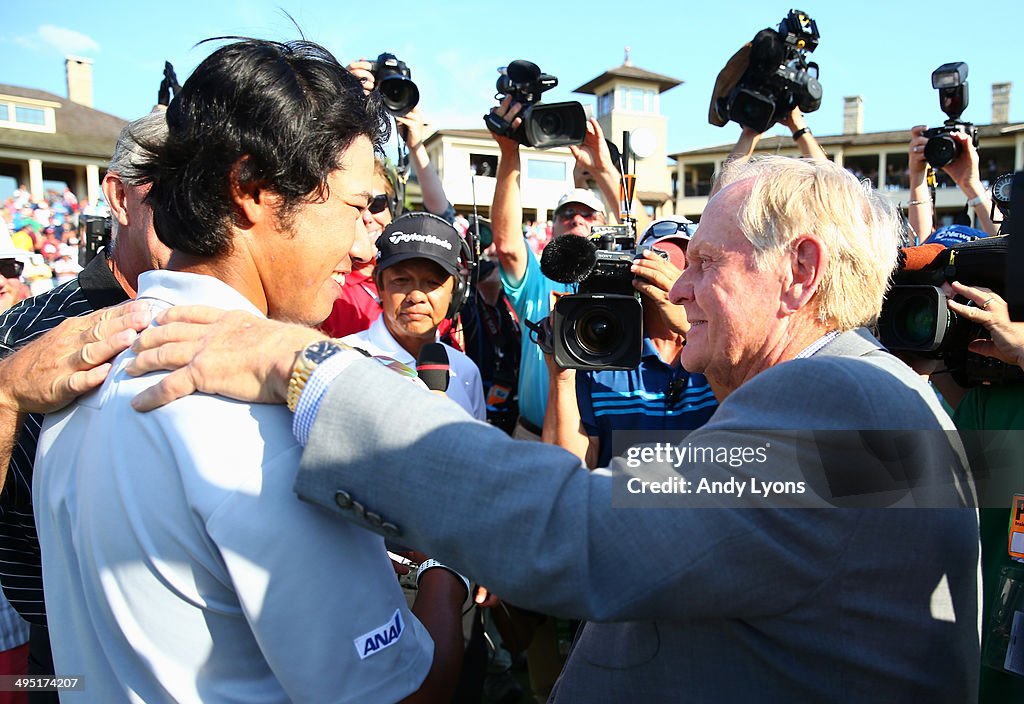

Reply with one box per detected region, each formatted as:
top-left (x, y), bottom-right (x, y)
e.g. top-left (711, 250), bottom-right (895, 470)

top-left (794, 330), bottom-right (841, 359)
top-left (366, 316), bottom-right (417, 366)
top-left (136, 270), bottom-right (265, 318)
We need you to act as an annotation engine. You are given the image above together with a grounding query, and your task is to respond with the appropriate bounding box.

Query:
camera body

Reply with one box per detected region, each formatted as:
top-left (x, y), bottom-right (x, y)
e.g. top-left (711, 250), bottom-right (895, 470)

top-left (716, 9), bottom-right (822, 132)
top-left (78, 215), bottom-right (111, 268)
top-left (878, 236), bottom-right (1022, 386)
top-left (536, 224), bottom-right (650, 370)
top-left (484, 60), bottom-right (586, 149)
top-left (370, 53), bottom-right (419, 117)
top-left (923, 122), bottom-right (979, 169)
top-left (924, 61), bottom-right (978, 169)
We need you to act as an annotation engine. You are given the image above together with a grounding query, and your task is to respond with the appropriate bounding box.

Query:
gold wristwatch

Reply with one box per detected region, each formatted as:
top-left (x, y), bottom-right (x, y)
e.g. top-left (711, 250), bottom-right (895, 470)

top-left (286, 339), bottom-right (351, 413)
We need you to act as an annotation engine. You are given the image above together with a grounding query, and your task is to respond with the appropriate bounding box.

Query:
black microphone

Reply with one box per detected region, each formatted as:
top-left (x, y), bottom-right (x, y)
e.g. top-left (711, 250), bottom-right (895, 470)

top-left (540, 234), bottom-right (598, 284)
top-left (416, 343), bottom-right (450, 392)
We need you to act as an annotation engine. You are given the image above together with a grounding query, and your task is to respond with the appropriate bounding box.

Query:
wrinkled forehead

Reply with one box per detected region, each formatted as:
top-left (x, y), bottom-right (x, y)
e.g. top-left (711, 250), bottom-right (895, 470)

top-left (687, 180), bottom-right (754, 254)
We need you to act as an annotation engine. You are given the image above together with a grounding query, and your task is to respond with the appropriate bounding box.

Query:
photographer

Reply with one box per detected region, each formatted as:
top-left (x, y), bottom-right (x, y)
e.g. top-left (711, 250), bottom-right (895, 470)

top-left (940, 281), bottom-right (1024, 702)
top-left (542, 218), bottom-right (716, 468)
top-left (489, 97), bottom-right (621, 442)
top-left (907, 124), bottom-right (997, 242)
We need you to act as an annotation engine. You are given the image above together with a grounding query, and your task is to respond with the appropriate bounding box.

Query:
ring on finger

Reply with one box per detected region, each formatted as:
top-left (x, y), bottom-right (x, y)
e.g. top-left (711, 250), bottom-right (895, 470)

top-left (982, 297), bottom-right (995, 310)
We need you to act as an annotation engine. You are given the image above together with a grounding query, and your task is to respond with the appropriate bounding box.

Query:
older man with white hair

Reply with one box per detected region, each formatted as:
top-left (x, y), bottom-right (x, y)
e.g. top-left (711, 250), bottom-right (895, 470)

top-left (31, 155), bottom-right (981, 703)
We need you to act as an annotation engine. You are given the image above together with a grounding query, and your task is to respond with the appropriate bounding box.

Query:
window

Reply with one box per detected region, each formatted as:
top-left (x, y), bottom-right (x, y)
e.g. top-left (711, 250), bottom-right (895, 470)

top-left (15, 106), bottom-right (45, 125)
top-left (683, 163), bottom-right (715, 197)
top-left (526, 159), bottom-right (566, 181)
top-left (615, 86), bottom-right (656, 113)
top-left (884, 154), bottom-right (909, 190)
top-left (469, 153), bottom-right (498, 178)
top-left (843, 155), bottom-right (880, 188)
top-left (598, 91), bottom-right (613, 117)
top-left (0, 98), bottom-right (56, 133)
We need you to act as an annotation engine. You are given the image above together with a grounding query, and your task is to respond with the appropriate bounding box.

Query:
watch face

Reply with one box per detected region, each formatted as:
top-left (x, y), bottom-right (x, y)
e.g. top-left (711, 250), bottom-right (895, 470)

top-left (305, 340), bottom-right (344, 365)
top-left (992, 173), bottom-right (1013, 204)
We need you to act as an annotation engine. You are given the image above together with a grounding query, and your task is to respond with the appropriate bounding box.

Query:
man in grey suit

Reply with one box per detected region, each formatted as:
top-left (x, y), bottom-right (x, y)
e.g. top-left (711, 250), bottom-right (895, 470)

top-left (38, 156), bottom-right (979, 702)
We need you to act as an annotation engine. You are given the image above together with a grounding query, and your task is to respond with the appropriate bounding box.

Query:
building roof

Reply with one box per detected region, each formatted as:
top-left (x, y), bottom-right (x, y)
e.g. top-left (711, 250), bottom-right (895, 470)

top-left (424, 128), bottom-right (492, 145)
top-left (574, 64), bottom-right (683, 95)
top-left (0, 84), bottom-right (127, 160)
top-left (669, 122), bottom-right (1024, 159)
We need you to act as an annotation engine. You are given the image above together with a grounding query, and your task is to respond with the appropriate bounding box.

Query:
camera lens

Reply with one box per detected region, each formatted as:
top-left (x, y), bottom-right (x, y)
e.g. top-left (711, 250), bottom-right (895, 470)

top-left (377, 77), bottom-right (419, 117)
top-left (894, 293), bottom-right (940, 347)
top-left (537, 111), bottom-right (563, 136)
top-left (575, 309), bottom-right (621, 356)
top-left (924, 134), bottom-right (960, 169)
top-left (883, 288), bottom-right (953, 351)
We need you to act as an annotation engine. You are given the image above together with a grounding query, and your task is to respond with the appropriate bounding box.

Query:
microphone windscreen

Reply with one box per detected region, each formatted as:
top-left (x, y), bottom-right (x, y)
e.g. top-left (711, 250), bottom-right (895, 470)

top-left (540, 235), bottom-right (598, 284)
top-left (900, 244), bottom-right (947, 272)
top-left (416, 342), bottom-right (450, 392)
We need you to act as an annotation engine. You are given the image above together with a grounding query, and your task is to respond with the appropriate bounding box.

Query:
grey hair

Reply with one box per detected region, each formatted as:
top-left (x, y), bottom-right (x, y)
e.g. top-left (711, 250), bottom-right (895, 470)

top-left (107, 111), bottom-right (168, 186)
top-left (715, 155), bottom-right (903, 330)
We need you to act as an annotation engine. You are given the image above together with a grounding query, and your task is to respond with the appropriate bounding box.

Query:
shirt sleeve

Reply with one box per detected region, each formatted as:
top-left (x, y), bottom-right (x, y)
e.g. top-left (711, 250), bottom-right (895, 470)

top-left (576, 371), bottom-right (599, 438)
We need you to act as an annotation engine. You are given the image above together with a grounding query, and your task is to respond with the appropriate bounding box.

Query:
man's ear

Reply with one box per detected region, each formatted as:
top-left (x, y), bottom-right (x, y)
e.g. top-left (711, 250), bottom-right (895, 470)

top-left (782, 235), bottom-right (826, 314)
top-left (102, 174), bottom-right (129, 227)
top-left (229, 156), bottom-right (269, 228)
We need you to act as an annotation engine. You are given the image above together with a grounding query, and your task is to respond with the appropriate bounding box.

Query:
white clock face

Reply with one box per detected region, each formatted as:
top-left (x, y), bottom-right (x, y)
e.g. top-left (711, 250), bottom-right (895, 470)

top-left (992, 173), bottom-right (1013, 204)
top-left (629, 128), bottom-right (657, 159)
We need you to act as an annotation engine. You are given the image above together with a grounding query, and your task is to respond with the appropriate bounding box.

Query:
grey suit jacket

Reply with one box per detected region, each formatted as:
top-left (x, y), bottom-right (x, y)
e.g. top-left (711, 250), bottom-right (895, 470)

top-left (295, 329), bottom-right (980, 703)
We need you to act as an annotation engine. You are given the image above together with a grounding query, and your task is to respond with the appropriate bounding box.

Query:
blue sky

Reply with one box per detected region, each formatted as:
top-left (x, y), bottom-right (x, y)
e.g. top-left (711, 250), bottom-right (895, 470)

top-left (2, 1), bottom-right (1022, 156)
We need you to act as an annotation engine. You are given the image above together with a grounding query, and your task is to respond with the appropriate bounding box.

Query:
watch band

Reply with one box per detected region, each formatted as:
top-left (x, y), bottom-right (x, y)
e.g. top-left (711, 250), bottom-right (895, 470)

top-left (286, 339), bottom-right (351, 413)
top-left (791, 127), bottom-right (811, 141)
top-left (966, 193), bottom-right (987, 207)
top-left (415, 558), bottom-right (471, 600)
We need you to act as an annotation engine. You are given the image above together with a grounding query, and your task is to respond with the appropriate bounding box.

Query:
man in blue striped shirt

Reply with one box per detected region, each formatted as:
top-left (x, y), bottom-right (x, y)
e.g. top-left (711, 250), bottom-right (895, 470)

top-left (543, 217), bottom-right (717, 468)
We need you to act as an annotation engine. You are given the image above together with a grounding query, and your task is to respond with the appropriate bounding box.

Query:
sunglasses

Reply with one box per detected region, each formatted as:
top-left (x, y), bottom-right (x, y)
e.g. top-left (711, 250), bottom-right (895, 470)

top-left (368, 194), bottom-right (391, 215)
top-left (640, 220), bottom-right (691, 247)
top-left (556, 207), bottom-right (599, 221)
top-left (0, 259), bottom-right (24, 279)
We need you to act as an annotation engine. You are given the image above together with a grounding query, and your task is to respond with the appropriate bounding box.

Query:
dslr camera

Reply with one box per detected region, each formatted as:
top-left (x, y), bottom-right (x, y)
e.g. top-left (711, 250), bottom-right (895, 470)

top-left (533, 223), bottom-right (670, 370)
top-left (484, 60), bottom-right (586, 149)
top-left (716, 9), bottom-right (823, 133)
top-left (878, 236), bottom-right (1022, 386)
top-left (923, 62), bottom-right (979, 169)
top-left (370, 53), bottom-right (419, 117)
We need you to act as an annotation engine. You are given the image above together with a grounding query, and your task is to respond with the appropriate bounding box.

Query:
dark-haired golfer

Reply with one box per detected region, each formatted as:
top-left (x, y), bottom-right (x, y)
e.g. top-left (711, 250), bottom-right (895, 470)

top-left (33, 39), bottom-right (465, 703)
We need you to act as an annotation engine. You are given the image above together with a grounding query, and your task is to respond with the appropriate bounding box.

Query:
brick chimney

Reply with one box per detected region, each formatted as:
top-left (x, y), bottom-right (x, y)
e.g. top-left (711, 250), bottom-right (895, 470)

top-left (843, 96), bottom-right (863, 135)
top-left (65, 56), bottom-right (93, 107)
top-left (992, 82), bottom-right (1011, 124)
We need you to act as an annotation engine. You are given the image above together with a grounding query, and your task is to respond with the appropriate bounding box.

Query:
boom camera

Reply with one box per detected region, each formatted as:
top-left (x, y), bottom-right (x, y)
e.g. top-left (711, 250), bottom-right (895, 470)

top-left (715, 9), bottom-right (823, 132)
top-left (534, 223), bottom-right (667, 370)
top-left (878, 236), bottom-right (1022, 386)
top-left (484, 60), bottom-right (586, 149)
top-left (371, 53), bottom-right (419, 117)
top-left (923, 62), bottom-right (979, 169)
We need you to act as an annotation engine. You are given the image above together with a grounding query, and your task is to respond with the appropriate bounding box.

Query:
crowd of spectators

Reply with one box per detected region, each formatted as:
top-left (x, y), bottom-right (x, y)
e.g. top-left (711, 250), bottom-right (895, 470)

top-left (0, 185), bottom-right (94, 311)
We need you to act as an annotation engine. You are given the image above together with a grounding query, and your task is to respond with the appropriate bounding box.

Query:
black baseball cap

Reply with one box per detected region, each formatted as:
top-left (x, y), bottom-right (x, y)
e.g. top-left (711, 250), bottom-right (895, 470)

top-left (376, 212), bottom-right (461, 277)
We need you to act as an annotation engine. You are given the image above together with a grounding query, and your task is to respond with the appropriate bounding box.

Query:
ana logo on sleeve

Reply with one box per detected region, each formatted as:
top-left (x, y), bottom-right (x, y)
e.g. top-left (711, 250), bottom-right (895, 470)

top-left (354, 609), bottom-right (405, 660)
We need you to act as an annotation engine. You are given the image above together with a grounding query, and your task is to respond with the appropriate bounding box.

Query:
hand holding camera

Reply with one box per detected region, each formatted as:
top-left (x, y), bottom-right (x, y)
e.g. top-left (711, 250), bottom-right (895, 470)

top-left (347, 59), bottom-right (376, 95)
top-left (486, 96), bottom-right (524, 153)
top-left (631, 250), bottom-right (688, 336)
top-left (570, 119), bottom-right (616, 186)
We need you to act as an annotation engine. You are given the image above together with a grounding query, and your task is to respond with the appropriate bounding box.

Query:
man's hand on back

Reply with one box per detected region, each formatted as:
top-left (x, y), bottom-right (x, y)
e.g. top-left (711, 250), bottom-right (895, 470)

top-left (127, 306), bottom-right (325, 411)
